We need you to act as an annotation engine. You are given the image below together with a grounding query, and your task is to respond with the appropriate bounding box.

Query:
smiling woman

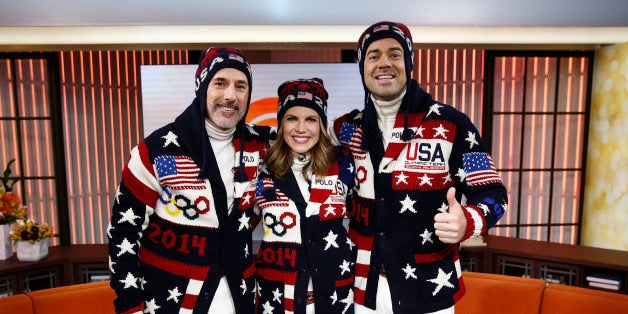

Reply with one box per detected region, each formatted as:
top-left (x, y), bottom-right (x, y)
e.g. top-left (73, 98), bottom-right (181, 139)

top-left (253, 78), bottom-right (356, 313)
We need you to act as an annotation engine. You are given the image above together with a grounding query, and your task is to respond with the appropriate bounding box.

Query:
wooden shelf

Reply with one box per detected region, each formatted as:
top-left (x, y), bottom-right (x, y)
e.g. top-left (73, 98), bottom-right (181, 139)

top-left (459, 236), bottom-right (628, 294)
top-left (485, 236), bottom-right (628, 271)
top-left (0, 244), bottom-right (108, 296)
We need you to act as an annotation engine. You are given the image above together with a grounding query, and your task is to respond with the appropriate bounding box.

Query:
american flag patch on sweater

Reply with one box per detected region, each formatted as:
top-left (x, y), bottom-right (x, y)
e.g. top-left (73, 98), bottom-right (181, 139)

top-left (155, 155), bottom-right (205, 190)
top-left (462, 152), bottom-right (502, 186)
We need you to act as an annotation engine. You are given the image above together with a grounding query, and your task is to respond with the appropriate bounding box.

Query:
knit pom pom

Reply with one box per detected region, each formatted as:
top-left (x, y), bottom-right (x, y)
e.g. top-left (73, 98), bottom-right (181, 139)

top-left (401, 128), bottom-right (415, 141)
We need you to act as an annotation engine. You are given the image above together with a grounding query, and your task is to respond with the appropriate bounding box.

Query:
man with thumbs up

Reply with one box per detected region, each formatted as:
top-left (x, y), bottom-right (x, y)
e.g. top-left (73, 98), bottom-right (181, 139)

top-left (329, 21), bottom-right (508, 313)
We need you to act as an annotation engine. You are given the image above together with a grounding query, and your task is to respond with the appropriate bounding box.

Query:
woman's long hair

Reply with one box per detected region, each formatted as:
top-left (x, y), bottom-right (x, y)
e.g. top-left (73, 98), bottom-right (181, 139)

top-left (265, 121), bottom-right (335, 179)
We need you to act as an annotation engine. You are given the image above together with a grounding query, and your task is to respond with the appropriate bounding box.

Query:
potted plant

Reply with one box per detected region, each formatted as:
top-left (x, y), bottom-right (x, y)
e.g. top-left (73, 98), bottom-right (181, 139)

top-left (9, 219), bottom-right (54, 261)
top-left (1, 159), bottom-right (27, 260)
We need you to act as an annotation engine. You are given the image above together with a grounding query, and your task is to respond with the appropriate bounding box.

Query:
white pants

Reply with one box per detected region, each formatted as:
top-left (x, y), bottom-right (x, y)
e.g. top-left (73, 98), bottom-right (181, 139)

top-left (208, 277), bottom-right (235, 314)
top-left (354, 275), bottom-right (455, 314)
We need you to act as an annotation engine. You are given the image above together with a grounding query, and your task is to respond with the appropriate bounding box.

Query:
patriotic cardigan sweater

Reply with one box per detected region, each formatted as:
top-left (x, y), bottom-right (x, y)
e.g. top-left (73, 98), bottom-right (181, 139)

top-left (107, 102), bottom-right (271, 314)
top-left (254, 148), bottom-right (356, 314)
top-left (331, 80), bottom-right (508, 313)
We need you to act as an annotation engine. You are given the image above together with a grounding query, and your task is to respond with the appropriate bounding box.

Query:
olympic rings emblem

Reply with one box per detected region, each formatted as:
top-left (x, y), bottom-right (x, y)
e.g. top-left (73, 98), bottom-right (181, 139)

top-left (356, 166), bottom-right (367, 184)
top-left (159, 187), bottom-right (210, 220)
top-left (263, 212), bottom-right (297, 236)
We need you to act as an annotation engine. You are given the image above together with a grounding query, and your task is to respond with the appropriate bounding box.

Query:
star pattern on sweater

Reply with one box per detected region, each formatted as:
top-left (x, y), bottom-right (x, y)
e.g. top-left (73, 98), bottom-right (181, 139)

top-left (120, 272), bottom-right (139, 289)
top-left (115, 185), bottom-right (122, 203)
top-left (395, 172), bottom-right (409, 184)
top-left (443, 173), bottom-right (453, 184)
top-left (346, 238), bottom-right (355, 251)
top-left (399, 194), bottom-right (417, 214)
top-left (272, 287), bottom-right (282, 303)
top-left (323, 230), bottom-right (339, 250)
top-left (238, 213), bottom-right (250, 231)
top-left (106, 223), bottom-right (114, 239)
top-left (262, 300), bottom-right (274, 314)
top-left (403, 263), bottom-right (418, 279)
top-left (116, 238), bottom-right (136, 256)
top-left (339, 259), bottom-right (351, 275)
top-left (246, 124), bottom-right (260, 136)
top-left (416, 125), bottom-right (425, 137)
top-left (139, 277), bottom-right (147, 290)
top-left (162, 131), bottom-right (179, 147)
top-left (240, 279), bottom-right (248, 295)
top-left (419, 174), bottom-right (433, 186)
top-left (340, 289), bottom-right (353, 314)
top-left (478, 203), bottom-right (490, 215)
top-left (256, 281), bottom-right (262, 296)
top-left (108, 255), bottom-right (116, 273)
top-left (455, 168), bottom-right (466, 182)
top-left (347, 163), bottom-right (355, 174)
top-left (241, 192), bottom-right (252, 205)
top-left (118, 208), bottom-right (140, 226)
top-left (244, 243), bottom-right (249, 258)
top-left (465, 131), bottom-right (479, 149)
top-left (144, 298), bottom-right (161, 314)
top-left (427, 268), bottom-right (455, 296)
top-left (324, 205), bottom-right (336, 217)
top-left (420, 229), bottom-right (434, 245)
top-left (167, 286), bottom-right (182, 303)
top-left (433, 124), bottom-right (449, 139)
top-left (437, 202), bottom-right (449, 213)
top-left (427, 103), bottom-right (443, 117)
top-left (330, 290), bottom-right (338, 304)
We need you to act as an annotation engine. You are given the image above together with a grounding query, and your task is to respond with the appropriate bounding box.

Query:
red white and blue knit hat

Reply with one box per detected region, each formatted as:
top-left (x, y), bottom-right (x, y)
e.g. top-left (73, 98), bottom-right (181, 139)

top-left (276, 78), bottom-right (329, 128)
top-left (356, 21), bottom-right (414, 84)
top-left (356, 21), bottom-right (417, 142)
top-left (193, 47), bottom-right (253, 181)
top-left (195, 47), bottom-right (253, 113)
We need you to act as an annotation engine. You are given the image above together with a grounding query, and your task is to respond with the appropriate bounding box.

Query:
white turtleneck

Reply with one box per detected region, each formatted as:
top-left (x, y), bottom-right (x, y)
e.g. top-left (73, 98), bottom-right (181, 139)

top-left (372, 89), bottom-right (406, 147)
top-left (290, 153), bottom-right (312, 201)
top-left (205, 121), bottom-right (236, 213)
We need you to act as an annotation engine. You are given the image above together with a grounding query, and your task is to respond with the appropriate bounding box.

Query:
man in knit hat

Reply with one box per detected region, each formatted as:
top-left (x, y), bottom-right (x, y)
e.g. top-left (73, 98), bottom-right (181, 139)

top-left (329, 22), bottom-right (508, 313)
top-left (107, 47), bottom-right (274, 314)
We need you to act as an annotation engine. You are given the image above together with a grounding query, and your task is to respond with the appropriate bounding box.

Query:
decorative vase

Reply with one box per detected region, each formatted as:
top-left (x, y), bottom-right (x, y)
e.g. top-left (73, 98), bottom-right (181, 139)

top-left (16, 238), bottom-right (49, 262)
top-left (0, 224), bottom-right (13, 260)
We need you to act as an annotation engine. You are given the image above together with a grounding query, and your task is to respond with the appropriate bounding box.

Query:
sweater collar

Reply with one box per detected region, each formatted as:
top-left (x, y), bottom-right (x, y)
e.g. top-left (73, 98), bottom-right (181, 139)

top-left (205, 120), bottom-right (236, 142)
top-left (372, 89), bottom-right (405, 121)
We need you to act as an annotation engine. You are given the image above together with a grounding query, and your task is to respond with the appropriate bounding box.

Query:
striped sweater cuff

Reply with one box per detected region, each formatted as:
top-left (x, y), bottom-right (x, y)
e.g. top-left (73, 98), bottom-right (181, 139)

top-left (462, 205), bottom-right (486, 241)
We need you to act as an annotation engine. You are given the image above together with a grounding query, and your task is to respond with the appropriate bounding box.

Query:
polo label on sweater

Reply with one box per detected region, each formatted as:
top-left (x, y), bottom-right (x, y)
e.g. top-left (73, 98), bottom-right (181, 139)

top-left (235, 150), bottom-right (261, 179)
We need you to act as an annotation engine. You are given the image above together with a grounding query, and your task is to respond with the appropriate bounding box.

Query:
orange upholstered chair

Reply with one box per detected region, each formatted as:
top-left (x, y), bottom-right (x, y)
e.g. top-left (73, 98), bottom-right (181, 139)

top-left (456, 271), bottom-right (546, 314)
top-left (541, 283), bottom-right (628, 313)
top-left (0, 293), bottom-right (34, 314)
top-left (27, 281), bottom-right (115, 314)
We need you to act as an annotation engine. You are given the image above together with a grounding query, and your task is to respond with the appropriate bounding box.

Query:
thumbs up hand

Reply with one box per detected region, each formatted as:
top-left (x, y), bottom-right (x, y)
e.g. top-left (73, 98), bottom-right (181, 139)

top-left (434, 187), bottom-right (467, 244)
